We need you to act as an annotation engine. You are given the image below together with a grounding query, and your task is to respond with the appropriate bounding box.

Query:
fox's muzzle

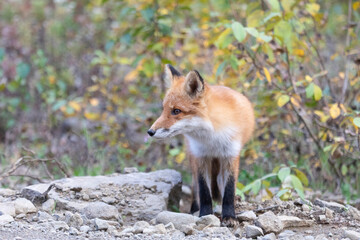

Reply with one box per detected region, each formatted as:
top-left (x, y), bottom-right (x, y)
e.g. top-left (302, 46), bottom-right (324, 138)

top-left (147, 129), bottom-right (156, 137)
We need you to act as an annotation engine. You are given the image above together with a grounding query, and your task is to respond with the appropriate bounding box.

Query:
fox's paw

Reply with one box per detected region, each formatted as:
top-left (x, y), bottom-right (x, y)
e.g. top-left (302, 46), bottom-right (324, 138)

top-left (221, 216), bottom-right (238, 228)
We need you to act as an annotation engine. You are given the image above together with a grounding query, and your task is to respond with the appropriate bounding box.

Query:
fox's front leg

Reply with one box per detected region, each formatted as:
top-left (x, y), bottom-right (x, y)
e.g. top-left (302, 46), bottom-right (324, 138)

top-left (219, 156), bottom-right (240, 227)
top-left (197, 158), bottom-right (213, 217)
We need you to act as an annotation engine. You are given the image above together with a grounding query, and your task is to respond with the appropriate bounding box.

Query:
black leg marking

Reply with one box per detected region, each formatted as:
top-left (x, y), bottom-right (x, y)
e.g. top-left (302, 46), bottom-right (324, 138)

top-left (190, 200), bottom-right (199, 214)
top-left (198, 173), bottom-right (213, 217)
top-left (222, 175), bottom-right (235, 219)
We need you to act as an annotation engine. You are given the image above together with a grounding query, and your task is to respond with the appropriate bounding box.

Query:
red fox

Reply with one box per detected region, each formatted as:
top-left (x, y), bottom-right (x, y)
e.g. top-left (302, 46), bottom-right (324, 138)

top-left (148, 64), bottom-right (255, 226)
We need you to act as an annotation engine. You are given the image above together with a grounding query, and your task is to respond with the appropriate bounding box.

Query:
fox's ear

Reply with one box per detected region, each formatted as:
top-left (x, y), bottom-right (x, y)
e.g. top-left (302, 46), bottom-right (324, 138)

top-left (185, 70), bottom-right (204, 98)
top-left (164, 64), bottom-right (181, 87)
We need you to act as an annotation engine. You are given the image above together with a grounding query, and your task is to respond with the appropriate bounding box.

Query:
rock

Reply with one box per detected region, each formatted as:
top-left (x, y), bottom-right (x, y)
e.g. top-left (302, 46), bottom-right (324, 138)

top-left (64, 211), bottom-right (73, 224)
top-left (314, 199), bottom-right (346, 213)
top-left (165, 222), bottom-right (175, 231)
top-left (196, 214), bottom-right (220, 228)
top-left (132, 221), bottom-right (150, 234)
top-left (0, 202), bottom-right (16, 217)
top-left (143, 224), bottom-right (167, 234)
top-left (13, 198), bottom-right (37, 214)
top-left (245, 225), bottom-right (263, 238)
top-left (123, 167), bottom-right (139, 174)
top-left (0, 188), bottom-right (16, 196)
top-left (237, 211), bottom-right (257, 221)
top-left (314, 234), bottom-right (328, 240)
top-left (156, 211), bottom-right (198, 231)
top-left (15, 213), bottom-right (26, 219)
top-left (304, 236), bottom-right (315, 240)
top-left (346, 206), bottom-right (360, 220)
top-left (42, 199), bottom-right (56, 213)
top-left (318, 215), bottom-right (326, 221)
top-left (0, 214), bottom-right (14, 225)
top-left (177, 224), bottom-right (195, 235)
top-left (68, 213), bottom-right (83, 229)
top-left (81, 202), bottom-right (119, 220)
top-left (50, 221), bottom-right (69, 231)
top-left (258, 233), bottom-right (276, 240)
top-left (278, 230), bottom-right (296, 239)
top-left (36, 211), bottom-right (52, 221)
top-left (302, 204), bottom-right (311, 212)
top-left (24, 169), bottom-right (182, 221)
top-left (171, 230), bottom-right (186, 239)
top-left (344, 230), bottom-right (360, 240)
top-left (278, 215), bottom-right (314, 227)
top-left (80, 225), bottom-right (91, 233)
top-left (182, 185), bottom-right (192, 196)
top-left (102, 197), bottom-right (116, 204)
top-left (255, 211), bottom-right (284, 233)
top-left (94, 218), bottom-right (110, 230)
top-left (203, 227), bottom-right (235, 239)
top-left (325, 207), bottom-right (334, 219)
top-left (69, 227), bottom-right (79, 235)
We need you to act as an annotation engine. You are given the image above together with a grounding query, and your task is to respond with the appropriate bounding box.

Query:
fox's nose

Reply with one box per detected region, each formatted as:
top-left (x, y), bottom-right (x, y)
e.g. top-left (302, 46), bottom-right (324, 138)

top-left (147, 129), bottom-right (156, 137)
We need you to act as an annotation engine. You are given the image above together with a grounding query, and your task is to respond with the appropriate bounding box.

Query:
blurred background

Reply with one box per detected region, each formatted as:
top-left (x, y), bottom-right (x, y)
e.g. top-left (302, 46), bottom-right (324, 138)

top-left (0, 0), bottom-right (359, 202)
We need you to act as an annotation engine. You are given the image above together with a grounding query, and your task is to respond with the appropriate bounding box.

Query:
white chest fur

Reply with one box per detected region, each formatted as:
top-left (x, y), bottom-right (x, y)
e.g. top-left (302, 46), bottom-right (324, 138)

top-left (185, 127), bottom-right (241, 158)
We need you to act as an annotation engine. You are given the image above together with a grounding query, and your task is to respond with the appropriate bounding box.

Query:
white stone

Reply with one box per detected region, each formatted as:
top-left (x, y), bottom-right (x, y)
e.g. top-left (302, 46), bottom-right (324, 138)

top-left (13, 198), bottom-right (37, 214)
top-left (278, 215), bottom-right (314, 228)
top-left (94, 218), bottom-right (109, 230)
top-left (0, 202), bottom-right (15, 217)
top-left (255, 211), bottom-right (284, 233)
top-left (344, 230), bottom-right (360, 240)
top-left (245, 225), bottom-right (263, 238)
top-left (42, 199), bottom-right (56, 213)
top-left (196, 214), bottom-right (220, 227)
top-left (0, 214), bottom-right (14, 225)
top-left (237, 211), bottom-right (257, 221)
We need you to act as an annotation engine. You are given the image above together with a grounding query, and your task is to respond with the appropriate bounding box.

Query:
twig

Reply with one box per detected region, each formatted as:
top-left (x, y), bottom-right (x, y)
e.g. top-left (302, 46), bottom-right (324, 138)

top-left (290, 102), bottom-right (321, 149)
top-left (341, 0), bottom-right (353, 103)
top-left (254, 205), bottom-right (280, 213)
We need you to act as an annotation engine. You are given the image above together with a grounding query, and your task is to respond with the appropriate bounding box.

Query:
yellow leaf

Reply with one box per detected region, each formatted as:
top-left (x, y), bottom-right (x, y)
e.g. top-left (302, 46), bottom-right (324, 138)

top-left (353, 1), bottom-right (360, 10)
top-left (340, 104), bottom-right (347, 113)
top-left (330, 104), bottom-right (341, 119)
top-left (290, 95), bottom-right (301, 108)
top-left (88, 85), bottom-right (99, 92)
top-left (278, 95), bottom-right (290, 107)
top-left (313, 84), bottom-right (322, 101)
top-left (124, 70), bottom-right (138, 82)
top-left (306, 3), bottom-right (320, 16)
top-left (68, 101), bottom-right (81, 112)
top-left (263, 67), bottom-right (271, 84)
top-left (48, 75), bottom-right (56, 84)
top-left (90, 98), bottom-right (99, 106)
top-left (256, 71), bottom-right (264, 81)
top-left (84, 112), bottom-right (100, 121)
top-left (339, 72), bottom-right (345, 79)
top-left (294, 49), bottom-right (305, 57)
top-left (175, 152), bottom-right (186, 164)
top-left (305, 75), bottom-right (312, 82)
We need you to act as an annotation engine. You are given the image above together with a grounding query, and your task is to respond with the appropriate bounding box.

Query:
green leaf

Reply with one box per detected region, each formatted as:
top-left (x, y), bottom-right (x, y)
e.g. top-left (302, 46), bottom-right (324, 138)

top-left (290, 175), bottom-right (304, 191)
top-left (274, 20), bottom-right (292, 44)
top-left (141, 7), bottom-right (154, 22)
top-left (306, 83), bottom-right (314, 98)
top-left (16, 62), bottom-right (30, 79)
top-left (216, 60), bottom-right (227, 77)
top-left (341, 165), bottom-right (348, 176)
top-left (236, 188), bottom-right (245, 200)
top-left (258, 32), bottom-right (272, 42)
top-left (169, 148), bottom-right (180, 156)
top-left (245, 27), bottom-right (259, 38)
top-left (267, 0), bottom-right (281, 11)
top-left (295, 187), bottom-right (305, 199)
top-left (215, 28), bottom-right (232, 49)
top-left (294, 169), bottom-right (309, 186)
top-left (232, 21), bottom-right (247, 42)
top-left (278, 167), bottom-right (291, 182)
top-left (276, 188), bottom-right (289, 198)
top-left (251, 179), bottom-right (262, 195)
top-left (353, 117), bottom-right (360, 127)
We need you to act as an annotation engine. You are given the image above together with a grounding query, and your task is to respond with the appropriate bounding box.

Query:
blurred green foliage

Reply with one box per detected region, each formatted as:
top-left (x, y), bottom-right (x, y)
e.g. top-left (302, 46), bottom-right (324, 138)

top-left (0, 0), bottom-right (359, 201)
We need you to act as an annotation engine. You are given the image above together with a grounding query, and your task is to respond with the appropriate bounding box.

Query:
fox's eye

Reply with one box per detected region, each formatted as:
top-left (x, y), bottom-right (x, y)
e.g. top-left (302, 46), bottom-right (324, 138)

top-left (171, 109), bottom-right (182, 115)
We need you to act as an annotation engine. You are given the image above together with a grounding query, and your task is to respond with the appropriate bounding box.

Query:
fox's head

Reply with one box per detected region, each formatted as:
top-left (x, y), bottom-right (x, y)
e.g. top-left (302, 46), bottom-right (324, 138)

top-left (147, 64), bottom-right (208, 139)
